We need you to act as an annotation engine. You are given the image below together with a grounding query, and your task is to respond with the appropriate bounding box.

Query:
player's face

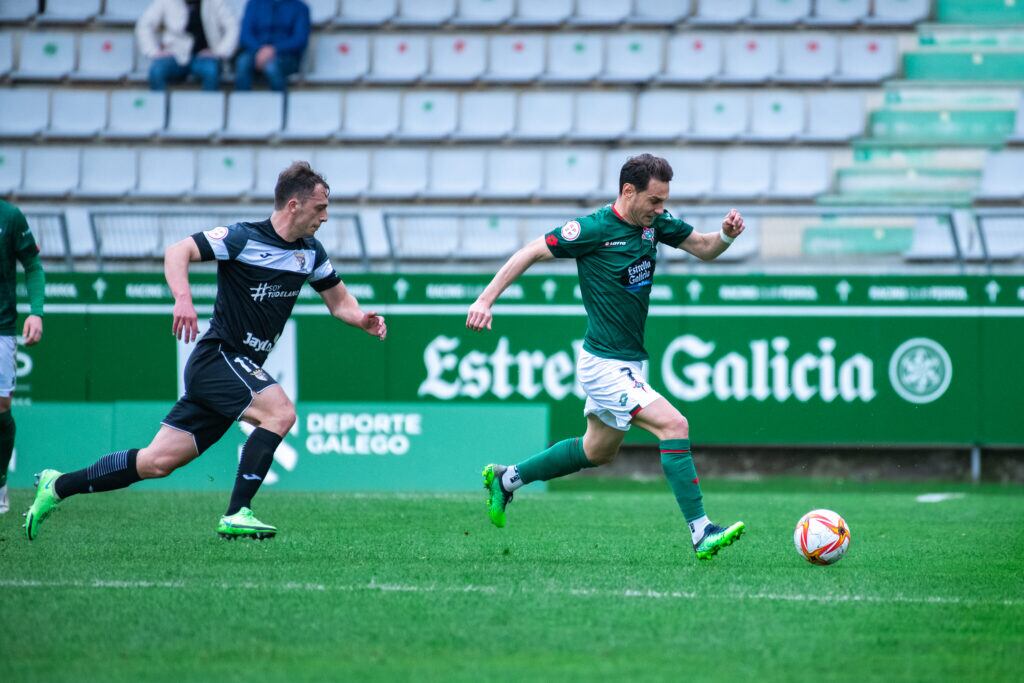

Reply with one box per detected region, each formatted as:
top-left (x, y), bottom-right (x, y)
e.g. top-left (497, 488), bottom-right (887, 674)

top-left (629, 179), bottom-right (670, 227)
top-left (293, 184), bottom-right (330, 237)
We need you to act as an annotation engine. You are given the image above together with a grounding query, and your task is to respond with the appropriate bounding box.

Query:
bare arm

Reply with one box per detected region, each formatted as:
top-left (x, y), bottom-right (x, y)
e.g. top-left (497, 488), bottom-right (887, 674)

top-left (678, 209), bottom-right (746, 262)
top-left (467, 236), bottom-right (554, 332)
top-left (165, 237), bottom-right (203, 343)
top-left (320, 281), bottom-right (387, 340)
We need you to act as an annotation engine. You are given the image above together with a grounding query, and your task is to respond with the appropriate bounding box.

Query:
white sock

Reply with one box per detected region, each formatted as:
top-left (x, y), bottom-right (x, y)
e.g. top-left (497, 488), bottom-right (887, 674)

top-left (689, 515), bottom-right (711, 545)
top-left (501, 465), bottom-right (524, 492)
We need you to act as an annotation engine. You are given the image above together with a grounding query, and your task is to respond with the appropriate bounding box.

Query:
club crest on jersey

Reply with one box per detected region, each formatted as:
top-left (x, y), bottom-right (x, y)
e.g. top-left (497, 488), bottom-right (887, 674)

top-left (294, 251), bottom-right (307, 269)
top-left (204, 226), bottom-right (229, 241)
top-left (641, 227), bottom-right (655, 242)
top-left (560, 220), bottom-right (581, 242)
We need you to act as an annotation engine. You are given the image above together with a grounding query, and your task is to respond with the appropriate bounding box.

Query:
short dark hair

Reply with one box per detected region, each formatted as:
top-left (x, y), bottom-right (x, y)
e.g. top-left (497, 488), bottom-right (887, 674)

top-left (274, 161), bottom-right (330, 209)
top-left (618, 154), bottom-right (673, 195)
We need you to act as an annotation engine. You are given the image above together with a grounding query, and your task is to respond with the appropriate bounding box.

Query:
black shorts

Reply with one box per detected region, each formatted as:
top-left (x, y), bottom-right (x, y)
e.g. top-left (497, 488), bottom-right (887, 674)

top-left (162, 342), bottom-right (278, 454)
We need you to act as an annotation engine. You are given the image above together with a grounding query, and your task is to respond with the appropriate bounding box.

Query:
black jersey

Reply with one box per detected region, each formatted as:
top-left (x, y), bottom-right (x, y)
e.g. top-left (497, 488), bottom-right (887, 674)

top-left (191, 219), bottom-right (340, 365)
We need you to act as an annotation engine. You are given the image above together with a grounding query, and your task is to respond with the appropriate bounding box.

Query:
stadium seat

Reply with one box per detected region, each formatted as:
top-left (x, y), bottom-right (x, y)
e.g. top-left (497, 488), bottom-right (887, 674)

top-left (691, 0), bottom-right (753, 25)
top-left (808, 0), bottom-right (869, 25)
top-left (569, 0), bottom-right (631, 26)
top-left (22, 147), bottom-right (80, 197)
top-left (771, 149), bottom-right (830, 198)
top-left (571, 92), bottom-right (633, 140)
top-left (977, 218), bottom-right (1024, 261)
top-left (800, 92), bottom-right (865, 141)
top-left (163, 91), bottom-right (225, 139)
top-left (312, 149), bottom-right (370, 198)
top-left (0, 89), bottom-right (49, 137)
top-left (750, 0), bottom-right (811, 24)
top-left (629, 91), bottom-right (690, 141)
top-left (538, 149), bottom-right (602, 199)
top-left (597, 148), bottom-right (639, 198)
top-left (106, 90), bottom-right (165, 139)
top-left (661, 34), bottom-right (722, 83)
top-left (393, 0), bottom-right (455, 26)
top-left (222, 92), bottom-right (284, 140)
top-left (779, 34), bottom-right (838, 83)
top-left (1010, 94), bottom-right (1024, 143)
top-left (867, 0), bottom-right (930, 25)
top-left (425, 34), bottom-right (486, 83)
top-left (0, 33), bottom-right (11, 77)
top-left (253, 148), bottom-right (309, 199)
top-left (36, 0), bottom-right (101, 23)
top-left (13, 32), bottom-right (75, 80)
top-left (691, 93), bottom-right (748, 141)
top-left (543, 34), bottom-right (603, 83)
top-left (660, 149), bottom-right (716, 199)
top-left (136, 148), bottom-right (195, 197)
top-left (976, 150), bottom-right (1024, 200)
top-left (510, 0), bottom-right (573, 26)
top-left (73, 33), bottom-right (134, 81)
top-left (453, 91), bottom-right (516, 140)
top-left (76, 148), bottom-right (137, 198)
top-left (514, 92), bottom-right (572, 140)
top-left (398, 91), bottom-right (458, 140)
top-left (194, 149), bottom-right (255, 198)
top-left (334, 0), bottom-right (397, 26)
top-left (339, 90), bottom-right (401, 139)
top-left (904, 215), bottom-right (959, 261)
top-left (483, 35), bottom-right (544, 82)
top-left (628, 0), bottom-right (690, 25)
top-left (722, 34), bottom-right (780, 83)
top-left (307, 34), bottom-right (369, 83)
top-left (835, 35), bottom-right (897, 82)
top-left (744, 92), bottom-right (805, 141)
top-left (481, 150), bottom-right (543, 198)
top-left (0, 0), bottom-right (36, 22)
top-left (305, 0), bottom-right (339, 26)
top-left (604, 33), bottom-right (663, 83)
top-left (424, 149), bottom-right (486, 198)
top-left (451, 0), bottom-right (514, 26)
top-left (715, 149), bottom-right (772, 199)
top-left (368, 149), bottom-right (428, 198)
top-left (98, 0), bottom-right (149, 24)
top-left (391, 217), bottom-right (459, 260)
top-left (281, 91), bottom-right (342, 140)
top-left (0, 147), bottom-right (23, 194)
top-left (460, 217), bottom-right (520, 259)
top-left (47, 90), bottom-right (107, 138)
top-left (367, 35), bottom-right (428, 82)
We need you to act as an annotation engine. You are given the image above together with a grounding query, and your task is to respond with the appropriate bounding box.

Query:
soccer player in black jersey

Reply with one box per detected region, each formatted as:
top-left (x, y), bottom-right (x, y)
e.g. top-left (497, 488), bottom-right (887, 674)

top-left (24, 162), bottom-right (387, 540)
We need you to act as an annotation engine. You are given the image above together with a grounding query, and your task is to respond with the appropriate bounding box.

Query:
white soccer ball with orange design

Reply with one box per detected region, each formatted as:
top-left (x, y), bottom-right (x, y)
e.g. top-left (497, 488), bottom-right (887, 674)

top-left (793, 509), bottom-right (851, 565)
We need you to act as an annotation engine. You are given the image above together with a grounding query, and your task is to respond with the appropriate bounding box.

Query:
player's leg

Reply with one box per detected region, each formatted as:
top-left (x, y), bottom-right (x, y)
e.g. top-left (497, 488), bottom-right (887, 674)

top-left (631, 400), bottom-right (744, 559)
top-left (0, 336), bottom-right (17, 513)
top-left (226, 384), bottom-right (294, 516)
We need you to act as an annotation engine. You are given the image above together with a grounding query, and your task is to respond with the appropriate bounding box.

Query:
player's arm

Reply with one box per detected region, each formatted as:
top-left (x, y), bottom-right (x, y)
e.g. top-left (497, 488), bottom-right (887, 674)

top-left (164, 237), bottom-right (203, 343)
top-left (678, 209), bottom-right (745, 262)
top-left (319, 281), bottom-right (387, 340)
top-left (12, 211), bottom-right (44, 345)
top-left (467, 236), bottom-right (554, 332)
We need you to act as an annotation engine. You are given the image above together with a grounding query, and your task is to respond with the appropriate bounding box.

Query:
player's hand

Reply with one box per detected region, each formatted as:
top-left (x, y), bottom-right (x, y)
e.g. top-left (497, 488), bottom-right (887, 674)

top-left (722, 209), bottom-right (745, 239)
top-left (172, 298), bottom-right (199, 343)
top-left (361, 311), bottom-right (387, 341)
top-left (22, 315), bottom-right (42, 346)
top-left (466, 300), bottom-right (492, 332)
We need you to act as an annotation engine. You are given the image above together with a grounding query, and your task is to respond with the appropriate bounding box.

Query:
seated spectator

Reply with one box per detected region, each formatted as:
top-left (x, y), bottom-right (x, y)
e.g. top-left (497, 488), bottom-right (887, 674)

top-left (235, 0), bottom-right (310, 93)
top-left (136, 0), bottom-right (239, 91)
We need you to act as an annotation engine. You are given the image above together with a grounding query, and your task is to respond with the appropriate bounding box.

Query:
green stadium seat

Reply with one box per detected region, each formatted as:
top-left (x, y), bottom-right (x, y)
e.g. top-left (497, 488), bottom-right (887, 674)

top-left (904, 51), bottom-right (1024, 81)
top-left (936, 0), bottom-right (1024, 24)
top-left (869, 109), bottom-right (1016, 144)
top-left (803, 226), bottom-right (914, 256)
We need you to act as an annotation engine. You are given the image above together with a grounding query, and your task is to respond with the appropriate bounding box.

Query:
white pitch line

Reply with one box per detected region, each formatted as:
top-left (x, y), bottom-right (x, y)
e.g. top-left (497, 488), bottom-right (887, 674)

top-left (1, 579), bottom-right (1020, 607)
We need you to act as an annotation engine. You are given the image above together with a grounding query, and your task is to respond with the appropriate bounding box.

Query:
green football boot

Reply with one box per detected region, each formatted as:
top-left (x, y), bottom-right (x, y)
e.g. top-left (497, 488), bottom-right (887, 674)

top-left (482, 464), bottom-right (513, 528)
top-left (694, 521), bottom-right (745, 560)
top-left (217, 507), bottom-right (277, 540)
top-left (24, 469), bottom-right (63, 541)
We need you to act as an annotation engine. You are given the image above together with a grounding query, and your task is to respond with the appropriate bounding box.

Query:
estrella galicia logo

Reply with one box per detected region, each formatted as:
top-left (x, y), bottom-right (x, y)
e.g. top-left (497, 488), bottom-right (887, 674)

top-left (621, 256), bottom-right (654, 292)
top-left (888, 338), bottom-right (953, 404)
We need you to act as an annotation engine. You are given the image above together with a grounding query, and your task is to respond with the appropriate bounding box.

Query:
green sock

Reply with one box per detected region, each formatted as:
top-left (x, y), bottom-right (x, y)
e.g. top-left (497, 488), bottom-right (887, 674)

top-left (0, 410), bottom-right (14, 488)
top-left (660, 439), bottom-right (705, 522)
top-left (516, 437), bottom-right (594, 484)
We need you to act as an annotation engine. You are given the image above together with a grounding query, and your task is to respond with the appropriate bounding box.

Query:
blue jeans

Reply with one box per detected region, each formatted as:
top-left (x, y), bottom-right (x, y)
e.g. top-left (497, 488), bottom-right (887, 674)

top-left (234, 51), bottom-right (300, 92)
top-left (149, 55), bottom-right (222, 91)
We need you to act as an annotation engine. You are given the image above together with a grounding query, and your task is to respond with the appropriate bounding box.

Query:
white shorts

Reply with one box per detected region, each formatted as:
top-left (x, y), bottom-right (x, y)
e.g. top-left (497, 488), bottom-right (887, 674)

top-left (578, 347), bottom-right (662, 432)
top-left (0, 336), bottom-right (16, 397)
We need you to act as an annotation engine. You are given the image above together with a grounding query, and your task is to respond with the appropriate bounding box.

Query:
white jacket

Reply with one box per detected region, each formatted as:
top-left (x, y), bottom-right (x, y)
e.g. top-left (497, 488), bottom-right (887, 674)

top-left (135, 0), bottom-right (239, 65)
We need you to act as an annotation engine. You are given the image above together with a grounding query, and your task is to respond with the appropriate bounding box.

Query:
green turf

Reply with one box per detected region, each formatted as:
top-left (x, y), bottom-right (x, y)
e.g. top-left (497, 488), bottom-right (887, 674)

top-left (1, 480), bottom-right (1022, 682)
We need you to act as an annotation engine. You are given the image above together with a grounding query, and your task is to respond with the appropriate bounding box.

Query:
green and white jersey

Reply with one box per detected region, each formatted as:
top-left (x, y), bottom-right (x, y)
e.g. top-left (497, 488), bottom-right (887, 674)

top-left (544, 205), bottom-right (694, 362)
top-left (0, 201), bottom-right (40, 336)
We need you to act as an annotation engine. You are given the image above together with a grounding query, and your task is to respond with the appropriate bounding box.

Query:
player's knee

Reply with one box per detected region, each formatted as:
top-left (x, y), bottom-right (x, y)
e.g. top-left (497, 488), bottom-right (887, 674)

top-left (263, 404), bottom-right (296, 436)
top-left (661, 415), bottom-right (689, 439)
top-left (586, 447), bottom-right (617, 466)
top-left (137, 452), bottom-right (176, 479)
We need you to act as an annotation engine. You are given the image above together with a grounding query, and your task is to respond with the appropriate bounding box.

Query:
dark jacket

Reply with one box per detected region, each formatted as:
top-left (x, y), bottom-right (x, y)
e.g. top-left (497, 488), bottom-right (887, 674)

top-left (239, 0), bottom-right (309, 58)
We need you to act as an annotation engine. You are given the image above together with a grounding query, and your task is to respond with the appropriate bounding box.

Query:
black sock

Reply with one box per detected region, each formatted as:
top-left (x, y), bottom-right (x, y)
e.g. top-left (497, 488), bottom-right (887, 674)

top-left (226, 428), bottom-right (282, 516)
top-left (54, 449), bottom-right (141, 499)
top-left (0, 410), bottom-right (14, 488)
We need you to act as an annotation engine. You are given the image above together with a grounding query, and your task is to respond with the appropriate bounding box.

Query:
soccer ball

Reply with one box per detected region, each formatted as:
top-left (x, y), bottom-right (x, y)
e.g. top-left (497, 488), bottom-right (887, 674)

top-left (793, 509), bottom-right (851, 565)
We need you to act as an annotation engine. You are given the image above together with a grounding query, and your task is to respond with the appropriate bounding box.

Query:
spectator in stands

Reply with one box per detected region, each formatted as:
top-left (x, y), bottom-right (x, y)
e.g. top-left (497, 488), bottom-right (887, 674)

top-left (136, 0), bottom-right (239, 92)
top-left (234, 0), bottom-right (310, 93)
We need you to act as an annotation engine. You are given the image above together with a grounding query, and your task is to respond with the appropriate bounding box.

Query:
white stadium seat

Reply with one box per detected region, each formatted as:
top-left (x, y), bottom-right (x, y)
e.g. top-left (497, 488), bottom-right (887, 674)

top-left (510, 0), bottom-right (573, 26)
top-left (254, 149), bottom-right (313, 199)
top-left (367, 35), bottom-right (428, 83)
top-left (398, 91), bottom-right (458, 140)
top-left (977, 218), bottom-right (1024, 260)
top-left (453, 91), bottom-right (516, 140)
top-left (1010, 93), bottom-right (1024, 142)
top-left (661, 34), bottom-right (721, 83)
top-left (484, 35), bottom-right (544, 82)
top-left (307, 34), bottom-right (368, 83)
top-left (721, 34), bottom-right (780, 83)
top-left (543, 34), bottom-right (603, 83)
top-left (136, 148), bottom-right (195, 197)
top-left (306, 0), bottom-right (338, 26)
top-left (163, 91), bottom-right (225, 139)
top-left (715, 149), bottom-right (772, 199)
top-left (482, 150), bottom-right (543, 198)
top-left (334, 0), bottom-right (397, 26)
top-left (570, 0), bottom-right (632, 26)
top-left (538, 149), bottom-right (602, 199)
top-left (74, 33), bottom-right (134, 81)
top-left (22, 147), bottom-right (80, 197)
top-left (800, 92), bottom-right (865, 141)
top-left (194, 149), bottom-right (255, 198)
top-left (691, 93), bottom-right (748, 141)
top-left (750, 0), bottom-right (811, 25)
top-left (424, 150), bottom-right (486, 198)
top-left (0, 147), bottom-right (23, 194)
top-left (98, 0), bottom-right (149, 24)
top-left (393, 0), bottom-right (455, 26)
top-left (772, 149), bottom-right (830, 199)
top-left (867, 0), bottom-right (930, 25)
top-left (691, 0), bottom-right (753, 25)
top-left (571, 92), bottom-right (633, 140)
top-left (222, 92), bottom-right (284, 140)
top-left (0, 0), bottom-right (35, 22)
top-left (392, 217), bottom-right (459, 260)
top-left (106, 90), bottom-right (165, 139)
top-left (37, 0), bottom-right (101, 23)
top-left (604, 33), bottom-right (663, 83)
top-left (0, 33), bottom-right (12, 77)
top-left (460, 217), bottom-right (520, 259)
top-left (630, 91), bottom-right (690, 141)
top-left (312, 149), bottom-right (370, 198)
top-left (977, 150), bottom-right (1024, 200)
top-left (835, 35), bottom-right (898, 82)
top-left (14, 32), bottom-right (75, 80)
top-left (744, 92), bottom-right (805, 141)
top-left (48, 90), bottom-right (107, 138)
top-left (339, 91), bottom-right (401, 140)
top-left (451, 0), bottom-right (514, 26)
top-left (809, 0), bottom-right (869, 25)
top-left (779, 34), bottom-right (838, 83)
top-left (281, 91), bottom-right (342, 140)
top-left (514, 92), bottom-right (573, 140)
top-left (368, 149), bottom-right (428, 198)
top-left (629, 0), bottom-right (690, 25)
top-left (661, 149), bottom-right (716, 199)
top-left (425, 34), bottom-right (486, 83)
top-left (76, 148), bottom-right (137, 198)
top-left (0, 89), bottom-right (49, 137)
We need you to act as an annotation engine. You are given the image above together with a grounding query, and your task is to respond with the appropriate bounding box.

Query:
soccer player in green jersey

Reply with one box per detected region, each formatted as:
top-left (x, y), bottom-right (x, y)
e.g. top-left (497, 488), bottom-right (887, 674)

top-left (0, 200), bottom-right (45, 514)
top-left (468, 154), bottom-right (746, 560)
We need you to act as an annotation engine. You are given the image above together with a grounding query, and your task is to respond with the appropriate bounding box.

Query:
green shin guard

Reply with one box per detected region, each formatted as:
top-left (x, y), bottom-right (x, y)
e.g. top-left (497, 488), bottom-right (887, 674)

top-left (516, 437), bottom-right (594, 484)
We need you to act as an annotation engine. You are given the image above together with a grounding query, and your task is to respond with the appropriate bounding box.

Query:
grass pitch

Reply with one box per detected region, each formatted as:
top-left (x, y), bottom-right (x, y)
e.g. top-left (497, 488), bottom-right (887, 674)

top-left (1, 478), bottom-right (1022, 682)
